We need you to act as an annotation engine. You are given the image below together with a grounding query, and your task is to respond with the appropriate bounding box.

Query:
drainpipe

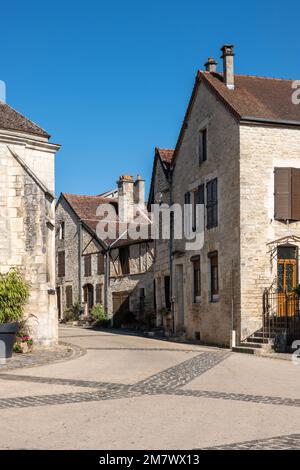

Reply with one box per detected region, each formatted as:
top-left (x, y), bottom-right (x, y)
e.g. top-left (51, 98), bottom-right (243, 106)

top-left (168, 167), bottom-right (174, 333)
top-left (78, 221), bottom-right (83, 304)
top-left (104, 248), bottom-right (110, 319)
top-left (231, 260), bottom-right (236, 348)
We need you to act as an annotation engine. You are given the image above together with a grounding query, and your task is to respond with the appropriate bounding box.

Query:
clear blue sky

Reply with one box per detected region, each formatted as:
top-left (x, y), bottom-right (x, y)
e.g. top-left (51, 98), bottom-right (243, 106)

top-left (1, 0), bottom-right (299, 197)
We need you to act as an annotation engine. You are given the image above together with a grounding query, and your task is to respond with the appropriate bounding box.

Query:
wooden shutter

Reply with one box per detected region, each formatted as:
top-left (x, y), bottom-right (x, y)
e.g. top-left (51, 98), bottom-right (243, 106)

top-left (291, 168), bottom-right (300, 221)
top-left (274, 168), bottom-right (291, 220)
top-left (95, 284), bottom-right (102, 304)
top-left (97, 254), bottom-right (104, 275)
top-left (58, 251), bottom-right (65, 277)
top-left (65, 286), bottom-right (73, 308)
top-left (84, 255), bottom-right (92, 277)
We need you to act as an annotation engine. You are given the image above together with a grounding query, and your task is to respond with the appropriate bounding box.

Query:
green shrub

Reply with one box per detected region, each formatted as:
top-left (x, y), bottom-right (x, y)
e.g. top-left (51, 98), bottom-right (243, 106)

top-left (64, 302), bottom-right (83, 322)
top-left (90, 304), bottom-right (109, 325)
top-left (0, 269), bottom-right (30, 324)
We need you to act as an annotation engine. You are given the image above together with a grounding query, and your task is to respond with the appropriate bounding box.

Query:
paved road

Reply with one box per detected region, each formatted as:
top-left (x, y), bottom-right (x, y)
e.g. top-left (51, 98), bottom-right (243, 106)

top-left (0, 326), bottom-right (299, 450)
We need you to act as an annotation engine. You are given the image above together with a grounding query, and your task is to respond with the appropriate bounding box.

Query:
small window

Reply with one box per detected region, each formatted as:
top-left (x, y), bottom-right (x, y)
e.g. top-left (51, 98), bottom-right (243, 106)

top-left (84, 254), bottom-right (92, 277)
top-left (95, 284), bottom-right (103, 304)
top-left (164, 276), bottom-right (171, 310)
top-left (208, 251), bottom-right (219, 301)
top-left (97, 253), bottom-right (105, 275)
top-left (192, 185), bottom-right (205, 232)
top-left (199, 128), bottom-right (207, 164)
top-left (59, 222), bottom-right (65, 240)
top-left (65, 285), bottom-right (73, 309)
top-left (206, 178), bottom-right (218, 229)
top-left (119, 246), bottom-right (130, 275)
top-left (192, 256), bottom-right (201, 303)
top-left (57, 251), bottom-right (65, 277)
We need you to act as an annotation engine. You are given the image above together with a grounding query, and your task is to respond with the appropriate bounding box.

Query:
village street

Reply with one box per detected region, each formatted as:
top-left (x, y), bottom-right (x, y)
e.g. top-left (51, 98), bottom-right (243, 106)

top-left (0, 327), bottom-right (299, 450)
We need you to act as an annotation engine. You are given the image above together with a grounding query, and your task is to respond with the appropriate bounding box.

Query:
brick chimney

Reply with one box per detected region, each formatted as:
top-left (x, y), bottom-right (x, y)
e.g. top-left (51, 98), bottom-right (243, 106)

top-left (117, 175), bottom-right (134, 222)
top-left (204, 57), bottom-right (218, 73)
top-left (133, 175), bottom-right (145, 206)
top-left (221, 45), bottom-right (235, 90)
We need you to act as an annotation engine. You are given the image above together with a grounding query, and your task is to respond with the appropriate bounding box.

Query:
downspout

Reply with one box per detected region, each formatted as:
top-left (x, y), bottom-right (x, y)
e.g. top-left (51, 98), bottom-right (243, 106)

top-left (168, 167), bottom-right (174, 333)
top-left (104, 248), bottom-right (110, 316)
top-left (78, 221), bottom-right (83, 304)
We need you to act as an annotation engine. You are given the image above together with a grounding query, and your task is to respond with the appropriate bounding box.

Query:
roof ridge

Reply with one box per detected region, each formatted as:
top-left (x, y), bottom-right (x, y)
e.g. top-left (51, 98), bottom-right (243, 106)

top-left (62, 192), bottom-right (112, 199)
top-left (200, 70), bottom-right (296, 82)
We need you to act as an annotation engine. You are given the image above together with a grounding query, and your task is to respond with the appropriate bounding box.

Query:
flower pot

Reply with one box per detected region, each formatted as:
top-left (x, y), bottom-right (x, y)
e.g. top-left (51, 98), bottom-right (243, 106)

top-left (0, 322), bottom-right (18, 359)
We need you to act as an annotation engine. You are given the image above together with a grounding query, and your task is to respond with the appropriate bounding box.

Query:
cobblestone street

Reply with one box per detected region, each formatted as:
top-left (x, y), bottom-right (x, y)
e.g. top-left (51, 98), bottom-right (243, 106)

top-left (0, 326), bottom-right (299, 449)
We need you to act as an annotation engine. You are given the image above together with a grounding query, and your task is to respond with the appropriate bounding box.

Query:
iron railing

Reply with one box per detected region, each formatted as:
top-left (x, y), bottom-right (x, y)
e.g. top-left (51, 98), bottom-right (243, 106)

top-left (263, 287), bottom-right (300, 341)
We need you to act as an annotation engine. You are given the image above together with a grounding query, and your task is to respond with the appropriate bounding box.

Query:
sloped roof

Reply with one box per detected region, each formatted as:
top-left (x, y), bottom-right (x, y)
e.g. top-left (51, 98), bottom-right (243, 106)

top-left (201, 72), bottom-right (300, 123)
top-left (61, 192), bottom-right (151, 249)
top-left (172, 70), bottom-right (300, 165)
top-left (156, 148), bottom-right (174, 165)
top-left (0, 102), bottom-right (50, 137)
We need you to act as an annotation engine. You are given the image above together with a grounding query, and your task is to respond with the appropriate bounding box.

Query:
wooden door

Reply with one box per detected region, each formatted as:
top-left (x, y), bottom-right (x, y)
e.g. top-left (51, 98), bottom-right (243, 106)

top-left (112, 292), bottom-right (130, 328)
top-left (277, 246), bottom-right (298, 316)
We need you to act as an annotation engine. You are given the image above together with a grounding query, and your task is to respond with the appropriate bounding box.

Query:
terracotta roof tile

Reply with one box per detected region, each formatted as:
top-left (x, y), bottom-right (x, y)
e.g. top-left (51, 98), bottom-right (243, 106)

top-left (0, 102), bottom-right (49, 137)
top-left (156, 148), bottom-right (174, 164)
top-left (200, 72), bottom-right (300, 123)
top-left (62, 193), bottom-right (151, 248)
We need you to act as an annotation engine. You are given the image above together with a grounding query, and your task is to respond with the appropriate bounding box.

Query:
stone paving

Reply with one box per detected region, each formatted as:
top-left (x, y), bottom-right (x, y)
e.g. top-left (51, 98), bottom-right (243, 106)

top-left (0, 341), bottom-right (85, 371)
top-left (0, 327), bottom-right (299, 449)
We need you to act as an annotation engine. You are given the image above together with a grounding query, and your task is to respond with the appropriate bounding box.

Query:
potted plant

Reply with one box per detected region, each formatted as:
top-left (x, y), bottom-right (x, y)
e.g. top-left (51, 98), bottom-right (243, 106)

top-left (90, 304), bottom-right (110, 328)
top-left (0, 269), bottom-right (30, 359)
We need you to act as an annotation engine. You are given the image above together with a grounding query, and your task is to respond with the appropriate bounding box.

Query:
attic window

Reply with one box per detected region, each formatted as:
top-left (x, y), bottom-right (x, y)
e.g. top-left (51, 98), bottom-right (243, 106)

top-left (199, 128), bottom-right (207, 164)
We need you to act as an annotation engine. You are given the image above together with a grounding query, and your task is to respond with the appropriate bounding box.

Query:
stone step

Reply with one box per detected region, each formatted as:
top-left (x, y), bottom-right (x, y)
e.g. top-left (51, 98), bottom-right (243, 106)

top-left (242, 342), bottom-right (262, 349)
top-left (232, 346), bottom-right (255, 355)
top-left (246, 336), bottom-right (269, 344)
top-left (253, 331), bottom-right (277, 339)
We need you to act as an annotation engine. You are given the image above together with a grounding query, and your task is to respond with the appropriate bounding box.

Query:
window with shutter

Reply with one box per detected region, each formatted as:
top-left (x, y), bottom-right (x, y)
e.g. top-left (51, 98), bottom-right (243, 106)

top-left (57, 251), bottom-right (65, 277)
top-left (119, 246), bottom-right (130, 275)
top-left (192, 185), bottom-right (205, 232)
top-left (291, 168), bottom-right (300, 221)
top-left (275, 168), bottom-right (300, 221)
top-left (208, 251), bottom-right (219, 301)
top-left (97, 253), bottom-right (105, 275)
top-left (191, 255), bottom-right (201, 302)
top-left (65, 286), bottom-right (73, 308)
top-left (84, 255), bottom-right (92, 277)
top-left (206, 178), bottom-right (218, 229)
top-left (95, 284), bottom-right (103, 304)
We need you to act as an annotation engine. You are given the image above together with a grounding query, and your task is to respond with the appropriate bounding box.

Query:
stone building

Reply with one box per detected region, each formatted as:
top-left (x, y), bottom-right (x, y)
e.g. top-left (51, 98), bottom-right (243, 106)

top-left (0, 101), bottom-right (60, 345)
top-left (148, 148), bottom-right (173, 330)
top-left (56, 175), bottom-right (154, 326)
top-left (153, 45), bottom-right (300, 349)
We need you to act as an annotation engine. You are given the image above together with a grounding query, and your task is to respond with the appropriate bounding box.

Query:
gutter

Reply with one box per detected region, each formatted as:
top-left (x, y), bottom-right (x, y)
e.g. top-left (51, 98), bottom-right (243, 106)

top-left (241, 116), bottom-right (300, 127)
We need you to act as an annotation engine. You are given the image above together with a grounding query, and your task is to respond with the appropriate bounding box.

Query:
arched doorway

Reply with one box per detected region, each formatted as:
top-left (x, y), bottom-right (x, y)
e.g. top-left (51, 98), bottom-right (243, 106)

top-left (83, 284), bottom-right (94, 311)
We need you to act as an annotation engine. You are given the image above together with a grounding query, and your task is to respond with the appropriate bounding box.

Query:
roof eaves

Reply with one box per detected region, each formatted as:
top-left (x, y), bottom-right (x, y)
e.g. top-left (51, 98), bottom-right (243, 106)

top-left (240, 116), bottom-right (300, 127)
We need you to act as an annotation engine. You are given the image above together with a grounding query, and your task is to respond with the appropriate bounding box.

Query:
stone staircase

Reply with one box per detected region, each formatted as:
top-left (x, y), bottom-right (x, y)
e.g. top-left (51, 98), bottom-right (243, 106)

top-left (232, 328), bottom-right (279, 355)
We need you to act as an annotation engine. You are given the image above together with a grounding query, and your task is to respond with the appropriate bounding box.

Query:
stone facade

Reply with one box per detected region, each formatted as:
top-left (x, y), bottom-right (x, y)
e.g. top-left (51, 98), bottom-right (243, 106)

top-left (149, 149), bottom-right (173, 329)
top-left (0, 130), bottom-right (60, 345)
top-left (153, 47), bottom-right (300, 347)
top-left (171, 83), bottom-right (240, 347)
top-left (55, 178), bottom-right (155, 325)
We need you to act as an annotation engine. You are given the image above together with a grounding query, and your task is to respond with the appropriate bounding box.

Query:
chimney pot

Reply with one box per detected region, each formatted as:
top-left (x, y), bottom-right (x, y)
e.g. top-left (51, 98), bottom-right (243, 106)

top-left (220, 44), bottom-right (235, 90)
top-left (204, 57), bottom-right (218, 73)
